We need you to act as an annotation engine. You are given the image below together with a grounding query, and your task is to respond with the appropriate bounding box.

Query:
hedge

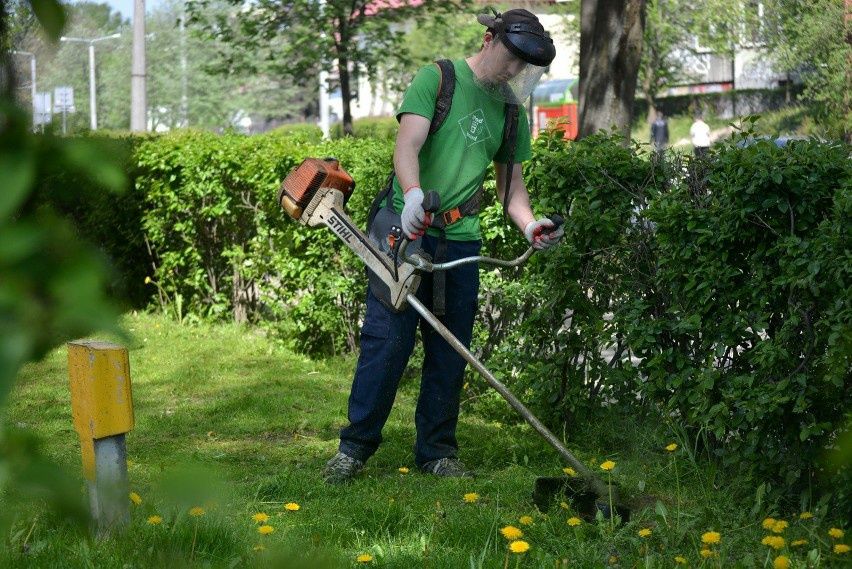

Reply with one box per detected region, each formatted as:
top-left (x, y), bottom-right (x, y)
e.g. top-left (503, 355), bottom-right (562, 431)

top-left (45, 127), bottom-right (850, 508)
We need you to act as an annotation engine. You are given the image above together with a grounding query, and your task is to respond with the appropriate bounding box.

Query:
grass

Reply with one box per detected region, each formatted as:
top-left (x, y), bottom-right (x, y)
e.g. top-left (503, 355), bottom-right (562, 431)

top-left (2, 312), bottom-right (849, 567)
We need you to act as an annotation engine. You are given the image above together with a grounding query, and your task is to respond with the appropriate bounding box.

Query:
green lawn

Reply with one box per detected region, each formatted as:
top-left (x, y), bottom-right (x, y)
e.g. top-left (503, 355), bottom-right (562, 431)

top-left (2, 313), bottom-right (848, 567)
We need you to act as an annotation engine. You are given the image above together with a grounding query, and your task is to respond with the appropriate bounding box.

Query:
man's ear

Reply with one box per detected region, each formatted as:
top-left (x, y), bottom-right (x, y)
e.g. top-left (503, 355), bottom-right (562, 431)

top-left (482, 31), bottom-right (494, 47)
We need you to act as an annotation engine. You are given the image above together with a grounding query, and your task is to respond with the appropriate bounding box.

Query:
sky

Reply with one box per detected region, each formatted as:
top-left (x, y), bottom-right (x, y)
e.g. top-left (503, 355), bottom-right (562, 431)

top-left (98, 0), bottom-right (166, 21)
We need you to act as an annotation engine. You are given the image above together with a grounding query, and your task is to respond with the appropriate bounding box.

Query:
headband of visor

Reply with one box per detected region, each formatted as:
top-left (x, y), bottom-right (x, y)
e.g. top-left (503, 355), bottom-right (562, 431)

top-left (495, 20), bottom-right (556, 67)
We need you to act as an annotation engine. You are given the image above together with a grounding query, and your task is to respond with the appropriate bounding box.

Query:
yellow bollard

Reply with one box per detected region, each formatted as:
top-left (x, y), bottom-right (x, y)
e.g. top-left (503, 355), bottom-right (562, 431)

top-left (68, 340), bottom-right (135, 533)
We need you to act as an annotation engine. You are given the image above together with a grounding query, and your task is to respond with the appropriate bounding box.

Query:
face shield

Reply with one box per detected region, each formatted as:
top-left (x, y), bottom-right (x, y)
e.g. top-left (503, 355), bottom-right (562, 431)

top-left (473, 13), bottom-right (556, 105)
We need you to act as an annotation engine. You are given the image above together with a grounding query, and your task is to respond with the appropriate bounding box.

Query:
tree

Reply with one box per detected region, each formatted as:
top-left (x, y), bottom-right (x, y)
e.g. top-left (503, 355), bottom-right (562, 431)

top-left (578, 0), bottom-right (647, 139)
top-left (190, 0), bottom-right (466, 136)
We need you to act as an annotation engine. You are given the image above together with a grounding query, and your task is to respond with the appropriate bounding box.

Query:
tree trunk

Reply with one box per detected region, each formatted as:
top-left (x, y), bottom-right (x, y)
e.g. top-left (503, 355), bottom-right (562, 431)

top-left (578, 0), bottom-right (647, 140)
top-left (338, 54), bottom-right (354, 136)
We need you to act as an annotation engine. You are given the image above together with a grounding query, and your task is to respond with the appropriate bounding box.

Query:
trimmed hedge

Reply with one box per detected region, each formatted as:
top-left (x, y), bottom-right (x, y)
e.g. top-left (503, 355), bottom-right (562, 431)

top-left (47, 127), bottom-right (850, 508)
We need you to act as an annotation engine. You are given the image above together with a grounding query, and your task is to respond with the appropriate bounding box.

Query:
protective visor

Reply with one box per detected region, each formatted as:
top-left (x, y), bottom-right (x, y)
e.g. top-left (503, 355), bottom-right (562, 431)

top-left (471, 40), bottom-right (549, 105)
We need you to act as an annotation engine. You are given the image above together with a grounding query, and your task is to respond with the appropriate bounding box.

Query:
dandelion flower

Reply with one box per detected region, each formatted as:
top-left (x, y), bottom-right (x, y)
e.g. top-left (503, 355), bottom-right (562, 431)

top-left (463, 492), bottom-right (479, 503)
top-left (771, 520), bottom-right (788, 533)
top-left (509, 540), bottom-right (530, 554)
top-left (674, 556), bottom-right (687, 565)
top-left (252, 513), bottom-right (270, 524)
top-left (500, 526), bottom-right (523, 540)
top-left (398, 467), bottom-right (409, 474)
top-left (665, 443), bottom-right (678, 452)
top-left (638, 528), bottom-right (652, 538)
top-left (560, 501), bottom-right (570, 510)
top-left (519, 515), bottom-right (534, 526)
top-left (791, 539), bottom-right (808, 547)
top-left (761, 535), bottom-right (786, 550)
top-left (600, 460), bottom-right (616, 471)
top-left (829, 528), bottom-right (844, 539)
top-left (189, 506), bottom-right (205, 517)
top-left (258, 525), bottom-right (274, 535)
top-left (284, 502), bottom-right (300, 511)
top-left (773, 555), bottom-right (790, 569)
top-left (567, 517), bottom-right (582, 527)
top-left (129, 492), bottom-right (142, 506)
top-left (799, 512), bottom-right (813, 520)
top-left (562, 467), bottom-right (577, 476)
top-left (834, 544), bottom-right (850, 554)
top-left (762, 517), bottom-right (778, 530)
top-left (701, 531), bottom-right (721, 545)
top-left (252, 544), bottom-right (265, 552)
top-left (700, 549), bottom-right (715, 558)
top-left (147, 515), bottom-right (163, 525)
top-left (356, 553), bottom-right (374, 563)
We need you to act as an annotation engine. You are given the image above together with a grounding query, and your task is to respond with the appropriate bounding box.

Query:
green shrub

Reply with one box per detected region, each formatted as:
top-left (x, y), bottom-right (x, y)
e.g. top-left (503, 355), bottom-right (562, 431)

top-left (331, 116), bottom-right (398, 140)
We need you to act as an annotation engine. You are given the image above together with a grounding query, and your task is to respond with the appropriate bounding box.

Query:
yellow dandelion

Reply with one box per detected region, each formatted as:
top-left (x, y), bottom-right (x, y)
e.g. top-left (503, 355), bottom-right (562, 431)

top-left (665, 443), bottom-right (678, 452)
top-left (519, 515), bottom-right (534, 526)
top-left (147, 515), bottom-right (163, 525)
top-left (761, 535), bottom-right (786, 550)
top-left (509, 540), bottom-right (530, 554)
top-left (500, 526), bottom-right (523, 540)
top-left (356, 553), bottom-right (374, 563)
top-left (251, 512), bottom-right (270, 524)
top-left (600, 460), bottom-right (616, 471)
top-left (257, 525), bottom-right (275, 535)
top-left (700, 549), bottom-right (716, 558)
top-left (791, 539), bottom-right (808, 547)
top-left (560, 501), bottom-right (570, 510)
top-left (771, 520), bottom-right (788, 533)
top-left (129, 492), bottom-right (142, 506)
top-left (284, 502), bottom-right (300, 511)
top-left (799, 511), bottom-right (813, 520)
top-left (189, 506), bottom-right (205, 517)
top-left (762, 517), bottom-right (778, 530)
top-left (562, 467), bottom-right (577, 476)
top-left (567, 517), bottom-right (582, 527)
top-left (829, 528), bottom-right (844, 539)
top-left (463, 492), bottom-right (480, 503)
top-left (701, 531), bottom-right (721, 545)
top-left (773, 555), bottom-right (790, 569)
top-left (638, 528), bottom-right (652, 538)
top-left (398, 467), bottom-right (409, 474)
top-left (834, 544), bottom-right (850, 554)
top-left (674, 555), bottom-right (687, 565)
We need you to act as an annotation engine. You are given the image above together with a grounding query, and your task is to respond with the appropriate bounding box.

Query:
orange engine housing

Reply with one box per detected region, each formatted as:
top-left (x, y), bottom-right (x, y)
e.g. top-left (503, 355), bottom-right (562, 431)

top-left (278, 158), bottom-right (355, 219)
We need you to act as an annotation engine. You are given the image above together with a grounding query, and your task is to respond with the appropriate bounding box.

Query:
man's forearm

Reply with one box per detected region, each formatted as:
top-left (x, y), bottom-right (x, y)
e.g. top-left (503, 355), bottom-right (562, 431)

top-left (393, 144), bottom-right (421, 192)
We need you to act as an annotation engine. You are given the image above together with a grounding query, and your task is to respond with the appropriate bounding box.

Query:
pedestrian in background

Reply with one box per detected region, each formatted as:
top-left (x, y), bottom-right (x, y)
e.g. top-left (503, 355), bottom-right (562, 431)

top-left (690, 114), bottom-right (711, 158)
top-left (650, 110), bottom-right (669, 156)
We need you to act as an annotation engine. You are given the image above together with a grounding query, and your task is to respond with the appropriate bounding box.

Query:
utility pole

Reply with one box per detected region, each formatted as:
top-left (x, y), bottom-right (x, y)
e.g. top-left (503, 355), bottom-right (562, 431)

top-left (60, 34), bottom-right (120, 130)
top-left (131, 0), bottom-right (147, 132)
top-left (180, 1), bottom-right (188, 126)
top-left (318, 0), bottom-right (330, 138)
top-left (12, 51), bottom-right (37, 131)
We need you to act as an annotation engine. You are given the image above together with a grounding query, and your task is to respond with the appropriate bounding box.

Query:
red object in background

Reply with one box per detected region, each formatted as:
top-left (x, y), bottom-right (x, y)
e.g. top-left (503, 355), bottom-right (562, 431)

top-left (534, 103), bottom-right (578, 140)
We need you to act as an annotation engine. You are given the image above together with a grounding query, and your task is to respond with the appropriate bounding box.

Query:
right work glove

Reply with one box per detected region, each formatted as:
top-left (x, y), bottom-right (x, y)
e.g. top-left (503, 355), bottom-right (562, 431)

top-left (400, 187), bottom-right (432, 239)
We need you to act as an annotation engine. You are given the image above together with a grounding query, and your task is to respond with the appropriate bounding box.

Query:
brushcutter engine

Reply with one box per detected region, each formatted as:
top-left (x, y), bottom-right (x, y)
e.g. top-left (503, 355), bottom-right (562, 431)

top-left (278, 157), bottom-right (424, 311)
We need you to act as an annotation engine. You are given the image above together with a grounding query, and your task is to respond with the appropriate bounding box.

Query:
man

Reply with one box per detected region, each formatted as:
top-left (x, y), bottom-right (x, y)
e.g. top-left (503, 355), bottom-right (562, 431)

top-left (323, 8), bottom-right (564, 484)
top-left (650, 110), bottom-right (669, 155)
top-left (690, 113), bottom-right (711, 158)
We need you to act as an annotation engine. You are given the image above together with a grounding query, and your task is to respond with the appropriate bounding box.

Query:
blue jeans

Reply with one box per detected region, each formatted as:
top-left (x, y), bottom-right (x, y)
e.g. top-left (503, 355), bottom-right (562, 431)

top-left (339, 236), bottom-right (481, 468)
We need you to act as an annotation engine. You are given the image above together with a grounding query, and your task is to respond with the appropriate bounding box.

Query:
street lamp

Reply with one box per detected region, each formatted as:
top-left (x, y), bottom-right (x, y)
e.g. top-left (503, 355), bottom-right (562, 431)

top-left (60, 33), bottom-right (121, 131)
top-left (12, 50), bottom-right (37, 131)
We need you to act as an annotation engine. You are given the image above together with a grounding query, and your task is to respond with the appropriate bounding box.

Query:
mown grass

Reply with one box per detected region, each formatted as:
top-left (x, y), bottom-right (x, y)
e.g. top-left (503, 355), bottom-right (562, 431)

top-left (2, 313), bottom-right (848, 568)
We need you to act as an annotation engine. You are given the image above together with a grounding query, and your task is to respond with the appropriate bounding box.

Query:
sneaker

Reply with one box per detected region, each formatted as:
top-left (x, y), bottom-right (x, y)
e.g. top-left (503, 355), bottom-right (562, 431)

top-left (323, 452), bottom-right (364, 484)
top-left (421, 457), bottom-right (474, 478)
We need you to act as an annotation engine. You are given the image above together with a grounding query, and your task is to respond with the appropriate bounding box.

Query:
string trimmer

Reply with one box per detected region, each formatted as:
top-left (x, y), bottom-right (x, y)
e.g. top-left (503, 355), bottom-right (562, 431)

top-left (278, 157), bottom-right (629, 520)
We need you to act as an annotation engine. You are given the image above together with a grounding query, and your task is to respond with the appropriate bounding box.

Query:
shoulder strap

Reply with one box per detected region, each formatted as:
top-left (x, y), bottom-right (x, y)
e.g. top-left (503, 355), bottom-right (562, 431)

top-left (502, 103), bottom-right (519, 217)
top-left (430, 59), bottom-right (455, 135)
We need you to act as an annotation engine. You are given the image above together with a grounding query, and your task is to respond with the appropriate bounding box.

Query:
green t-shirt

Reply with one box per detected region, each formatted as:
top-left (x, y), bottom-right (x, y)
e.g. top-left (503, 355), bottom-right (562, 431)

top-left (392, 59), bottom-right (532, 241)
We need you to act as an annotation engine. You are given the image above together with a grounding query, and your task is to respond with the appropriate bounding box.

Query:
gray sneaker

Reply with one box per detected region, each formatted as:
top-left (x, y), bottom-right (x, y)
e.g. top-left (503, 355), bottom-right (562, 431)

top-left (323, 452), bottom-right (364, 484)
top-left (421, 457), bottom-right (474, 478)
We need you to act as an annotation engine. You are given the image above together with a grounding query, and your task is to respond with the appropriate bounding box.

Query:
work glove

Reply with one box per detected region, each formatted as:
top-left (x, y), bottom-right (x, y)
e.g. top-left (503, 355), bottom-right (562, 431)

top-left (400, 187), bottom-right (432, 239)
top-left (524, 217), bottom-right (564, 250)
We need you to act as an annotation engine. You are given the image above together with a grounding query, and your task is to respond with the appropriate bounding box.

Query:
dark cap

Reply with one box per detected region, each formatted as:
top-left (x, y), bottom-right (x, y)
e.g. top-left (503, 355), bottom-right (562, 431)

top-left (476, 9), bottom-right (555, 67)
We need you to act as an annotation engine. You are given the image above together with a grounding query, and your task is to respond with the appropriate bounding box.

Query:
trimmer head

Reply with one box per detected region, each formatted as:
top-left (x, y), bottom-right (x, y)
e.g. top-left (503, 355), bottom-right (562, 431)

top-left (278, 157), bottom-right (355, 223)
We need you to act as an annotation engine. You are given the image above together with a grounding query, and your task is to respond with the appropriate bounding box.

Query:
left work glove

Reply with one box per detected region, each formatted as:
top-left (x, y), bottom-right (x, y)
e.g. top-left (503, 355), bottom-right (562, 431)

top-left (400, 187), bottom-right (432, 239)
top-left (524, 217), bottom-right (564, 250)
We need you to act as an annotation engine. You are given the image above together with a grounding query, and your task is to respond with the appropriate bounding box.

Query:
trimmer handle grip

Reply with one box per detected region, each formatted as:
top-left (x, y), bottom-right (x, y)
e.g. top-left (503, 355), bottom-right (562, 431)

top-left (546, 213), bottom-right (565, 231)
top-left (423, 191), bottom-right (441, 214)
